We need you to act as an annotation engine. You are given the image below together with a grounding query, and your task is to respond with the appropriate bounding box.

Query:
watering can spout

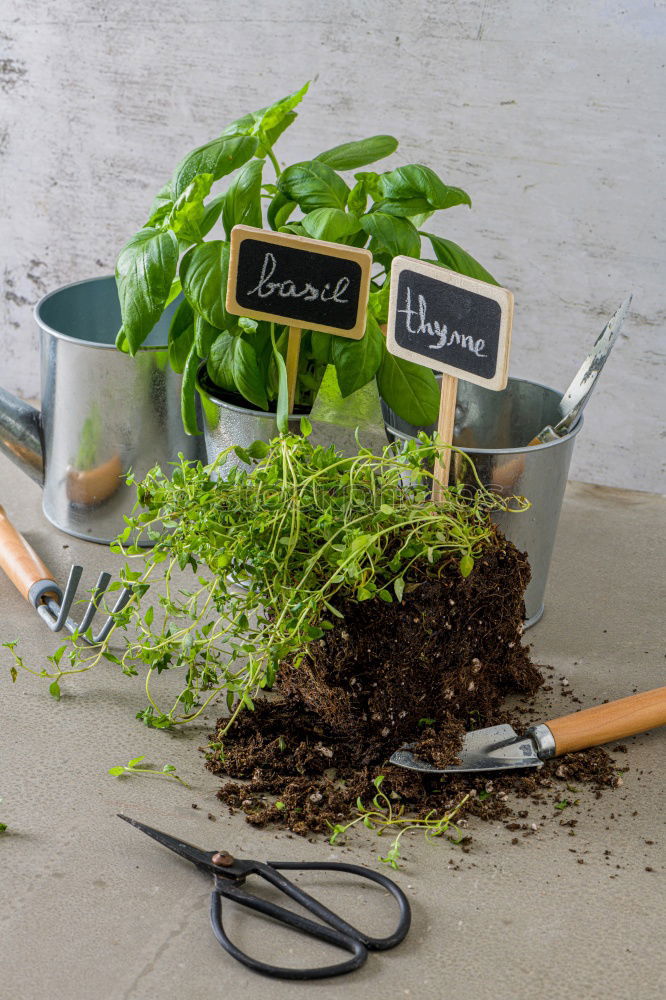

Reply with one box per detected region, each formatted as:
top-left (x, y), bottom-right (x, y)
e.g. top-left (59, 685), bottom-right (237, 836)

top-left (0, 386), bottom-right (44, 485)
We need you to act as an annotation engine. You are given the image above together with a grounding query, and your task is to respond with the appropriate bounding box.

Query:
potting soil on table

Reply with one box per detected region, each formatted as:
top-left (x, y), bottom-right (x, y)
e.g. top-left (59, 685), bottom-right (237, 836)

top-left (206, 539), bottom-right (620, 847)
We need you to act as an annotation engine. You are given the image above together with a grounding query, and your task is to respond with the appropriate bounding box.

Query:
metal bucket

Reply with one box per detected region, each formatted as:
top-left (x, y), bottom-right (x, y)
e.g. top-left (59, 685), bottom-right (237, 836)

top-left (197, 365), bottom-right (304, 479)
top-left (196, 364), bottom-right (391, 478)
top-left (0, 275), bottom-right (203, 544)
top-left (381, 377), bottom-right (583, 627)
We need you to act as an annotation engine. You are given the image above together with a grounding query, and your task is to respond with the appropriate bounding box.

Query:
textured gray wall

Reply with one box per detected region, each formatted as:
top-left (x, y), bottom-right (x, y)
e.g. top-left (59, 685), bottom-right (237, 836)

top-left (1, 0), bottom-right (664, 490)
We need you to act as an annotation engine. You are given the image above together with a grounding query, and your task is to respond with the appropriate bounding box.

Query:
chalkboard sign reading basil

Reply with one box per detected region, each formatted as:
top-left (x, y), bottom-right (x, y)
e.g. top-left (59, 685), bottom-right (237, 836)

top-left (227, 225), bottom-right (372, 339)
top-left (386, 256), bottom-right (514, 500)
top-left (387, 257), bottom-right (513, 390)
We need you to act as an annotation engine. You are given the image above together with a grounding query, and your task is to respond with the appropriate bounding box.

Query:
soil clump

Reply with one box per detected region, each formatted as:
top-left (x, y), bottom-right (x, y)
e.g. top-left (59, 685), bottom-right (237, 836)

top-left (206, 541), bottom-right (621, 843)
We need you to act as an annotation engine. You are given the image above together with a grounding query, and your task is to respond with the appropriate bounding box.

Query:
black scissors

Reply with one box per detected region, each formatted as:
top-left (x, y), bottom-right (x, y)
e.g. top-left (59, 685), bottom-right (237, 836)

top-left (118, 814), bottom-right (411, 980)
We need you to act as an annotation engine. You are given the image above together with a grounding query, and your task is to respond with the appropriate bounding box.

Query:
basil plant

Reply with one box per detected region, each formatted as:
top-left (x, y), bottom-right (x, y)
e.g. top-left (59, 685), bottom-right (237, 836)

top-left (115, 82), bottom-right (497, 434)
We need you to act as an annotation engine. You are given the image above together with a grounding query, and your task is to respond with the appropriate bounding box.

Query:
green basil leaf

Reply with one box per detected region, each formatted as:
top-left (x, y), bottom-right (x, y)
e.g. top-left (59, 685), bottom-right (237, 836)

top-left (316, 134), bottom-right (398, 171)
top-left (145, 203), bottom-right (172, 229)
top-left (179, 240), bottom-right (231, 329)
top-left (168, 173), bottom-right (214, 243)
top-left (278, 222), bottom-right (306, 237)
top-left (199, 194), bottom-right (225, 239)
top-left (368, 282), bottom-right (390, 324)
top-left (376, 351), bottom-right (439, 426)
top-left (378, 164), bottom-right (471, 211)
top-left (115, 228), bottom-right (179, 355)
top-left (258, 112), bottom-right (297, 154)
top-left (238, 316), bottom-right (258, 335)
top-left (222, 82), bottom-right (309, 146)
top-left (259, 81), bottom-right (310, 135)
top-left (268, 191), bottom-right (296, 230)
top-left (206, 331), bottom-right (236, 392)
top-left (168, 298), bottom-right (195, 374)
top-left (372, 196), bottom-right (432, 218)
top-left (181, 343), bottom-right (201, 435)
top-left (310, 330), bottom-right (333, 364)
top-left (231, 334), bottom-right (268, 410)
top-left (300, 207), bottom-right (361, 242)
top-left (145, 180), bottom-right (174, 226)
top-left (347, 180), bottom-right (367, 217)
top-left (278, 160), bottom-right (350, 212)
top-left (207, 329), bottom-right (268, 410)
top-left (422, 233), bottom-right (498, 285)
top-left (331, 314), bottom-right (384, 396)
top-left (222, 159), bottom-right (264, 238)
top-left (194, 313), bottom-right (220, 358)
top-left (165, 277), bottom-right (182, 307)
top-left (359, 212), bottom-right (421, 259)
top-left (353, 170), bottom-right (382, 200)
top-left (172, 134), bottom-right (258, 199)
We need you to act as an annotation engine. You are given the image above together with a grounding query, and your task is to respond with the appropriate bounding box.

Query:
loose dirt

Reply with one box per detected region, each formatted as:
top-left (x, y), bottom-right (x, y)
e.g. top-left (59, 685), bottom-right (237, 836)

top-left (206, 538), bottom-right (621, 845)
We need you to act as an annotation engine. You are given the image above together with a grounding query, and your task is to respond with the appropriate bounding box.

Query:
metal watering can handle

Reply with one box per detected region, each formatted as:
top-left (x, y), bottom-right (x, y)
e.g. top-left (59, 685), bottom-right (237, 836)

top-left (0, 505), bottom-right (60, 603)
top-left (0, 386), bottom-right (44, 485)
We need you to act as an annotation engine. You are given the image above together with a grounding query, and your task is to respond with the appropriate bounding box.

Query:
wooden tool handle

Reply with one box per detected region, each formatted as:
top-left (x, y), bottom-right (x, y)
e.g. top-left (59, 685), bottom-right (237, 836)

top-left (0, 504), bottom-right (55, 600)
top-left (546, 686), bottom-right (666, 756)
top-left (432, 374), bottom-right (458, 502)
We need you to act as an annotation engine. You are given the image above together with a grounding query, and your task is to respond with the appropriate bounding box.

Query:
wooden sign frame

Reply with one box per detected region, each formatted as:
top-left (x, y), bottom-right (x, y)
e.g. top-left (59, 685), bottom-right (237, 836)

top-left (386, 256), bottom-right (513, 391)
top-left (226, 225), bottom-right (373, 340)
top-left (385, 256), bottom-right (514, 499)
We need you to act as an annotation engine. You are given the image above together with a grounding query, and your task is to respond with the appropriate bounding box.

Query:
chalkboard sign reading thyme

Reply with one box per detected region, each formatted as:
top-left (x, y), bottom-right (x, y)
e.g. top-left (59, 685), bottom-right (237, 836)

top-left (386, 256), bottom-right (514, 498)
top-left (387, 257), bottom-right (513, 390)
top-left (227, 225), bottom-right (372, 339)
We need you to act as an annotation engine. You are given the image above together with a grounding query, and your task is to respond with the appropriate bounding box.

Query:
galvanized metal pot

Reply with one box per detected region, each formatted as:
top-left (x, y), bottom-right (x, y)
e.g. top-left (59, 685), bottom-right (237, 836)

top-left (381, 377), bottom-right (583, 628)
top-left (196, 365), bottom-right (305, 478)
top-left (0, 275), bottom-right (203, 544)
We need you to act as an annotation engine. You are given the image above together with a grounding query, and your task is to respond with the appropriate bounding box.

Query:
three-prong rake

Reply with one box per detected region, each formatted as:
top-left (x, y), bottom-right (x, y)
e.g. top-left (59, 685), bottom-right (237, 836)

top-left (0, 504), bottom-right (132, 644)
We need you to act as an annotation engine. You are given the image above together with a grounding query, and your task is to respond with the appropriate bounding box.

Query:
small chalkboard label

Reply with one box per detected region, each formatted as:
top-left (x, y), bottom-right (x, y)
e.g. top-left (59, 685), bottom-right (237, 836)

top-left (387, 257), bottom-right (513, 390)
top-left (226, 225), bottom-right (372, 340)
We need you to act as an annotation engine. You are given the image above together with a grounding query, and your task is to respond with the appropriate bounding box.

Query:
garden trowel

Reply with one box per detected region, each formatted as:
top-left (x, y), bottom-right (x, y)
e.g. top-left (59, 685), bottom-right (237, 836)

top-left (390, 686), bottom-right (666, 775)
top-left (528, 296), bottom-right (631, 445)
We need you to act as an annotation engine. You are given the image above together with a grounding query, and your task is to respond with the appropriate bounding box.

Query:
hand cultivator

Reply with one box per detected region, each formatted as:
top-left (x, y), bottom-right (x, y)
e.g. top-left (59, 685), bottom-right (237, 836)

top-left (0, 505), bottom-right (131, 644)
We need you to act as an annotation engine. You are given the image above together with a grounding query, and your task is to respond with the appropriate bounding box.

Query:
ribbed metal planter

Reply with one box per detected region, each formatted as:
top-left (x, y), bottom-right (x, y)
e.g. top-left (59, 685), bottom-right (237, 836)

top-left (380, 377), bottom-right (583, 628)
top-left (196, 365), bottom-right (306, 478)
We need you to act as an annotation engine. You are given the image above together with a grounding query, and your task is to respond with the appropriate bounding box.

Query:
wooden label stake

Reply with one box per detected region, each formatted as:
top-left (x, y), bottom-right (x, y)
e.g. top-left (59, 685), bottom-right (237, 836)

top-left (432, 374), bottom-right (458, 501)
top-left (286, 326), bottom-right (302, 414)
top-left (386, 257), bottom-right (514, 498)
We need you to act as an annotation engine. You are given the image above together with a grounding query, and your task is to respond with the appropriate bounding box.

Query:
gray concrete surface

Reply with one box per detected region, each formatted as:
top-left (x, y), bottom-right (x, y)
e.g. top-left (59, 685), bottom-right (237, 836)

top-left (0, 450), bottom-right (664, 1000)
top-left (1, 1), bottom-right (665, 492)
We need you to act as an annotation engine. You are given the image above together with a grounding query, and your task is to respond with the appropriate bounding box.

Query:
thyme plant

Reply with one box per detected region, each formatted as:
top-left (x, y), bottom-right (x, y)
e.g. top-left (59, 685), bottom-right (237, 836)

top-left (5, 427), bottom-right (527, 730)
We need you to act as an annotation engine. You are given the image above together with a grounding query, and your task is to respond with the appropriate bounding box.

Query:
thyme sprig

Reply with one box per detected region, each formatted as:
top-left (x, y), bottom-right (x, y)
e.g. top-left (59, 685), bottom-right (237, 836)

top-left (328, 776), bottom-right (470, 869)
top-left (5, 426), bottom-right (528, 731)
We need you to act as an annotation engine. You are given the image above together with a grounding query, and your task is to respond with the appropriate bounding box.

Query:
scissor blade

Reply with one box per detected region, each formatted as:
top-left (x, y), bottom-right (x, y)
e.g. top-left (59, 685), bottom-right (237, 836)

top-left (553, 296), bottom-right (631, 434)
top-left (117, 814), bottom-right (218, 873)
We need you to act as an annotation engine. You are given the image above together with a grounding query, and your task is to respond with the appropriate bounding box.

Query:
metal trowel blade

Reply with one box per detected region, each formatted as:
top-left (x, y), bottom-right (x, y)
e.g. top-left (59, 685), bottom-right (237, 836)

top-left (552, 296), bottom-right (632, 435)
top-left (389, 723), bottom-right (543, 774)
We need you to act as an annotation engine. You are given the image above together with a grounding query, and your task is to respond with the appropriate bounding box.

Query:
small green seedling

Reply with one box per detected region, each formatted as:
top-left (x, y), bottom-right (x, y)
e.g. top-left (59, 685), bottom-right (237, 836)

top-left (328, 775), bottom-right (469, 869)
top-left (107, 756), bottom-right (190, 788)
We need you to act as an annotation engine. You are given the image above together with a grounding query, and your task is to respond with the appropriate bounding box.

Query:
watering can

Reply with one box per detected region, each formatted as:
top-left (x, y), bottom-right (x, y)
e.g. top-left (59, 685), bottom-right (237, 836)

top-left (0, 275), bottom-right (203, 545)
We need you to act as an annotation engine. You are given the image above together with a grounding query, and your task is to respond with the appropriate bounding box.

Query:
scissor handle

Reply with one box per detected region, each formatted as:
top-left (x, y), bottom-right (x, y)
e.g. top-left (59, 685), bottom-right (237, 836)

top-left (209, 860), bottom-right (411, 981)
top-left (267, 860), bottom-right (412, 950)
